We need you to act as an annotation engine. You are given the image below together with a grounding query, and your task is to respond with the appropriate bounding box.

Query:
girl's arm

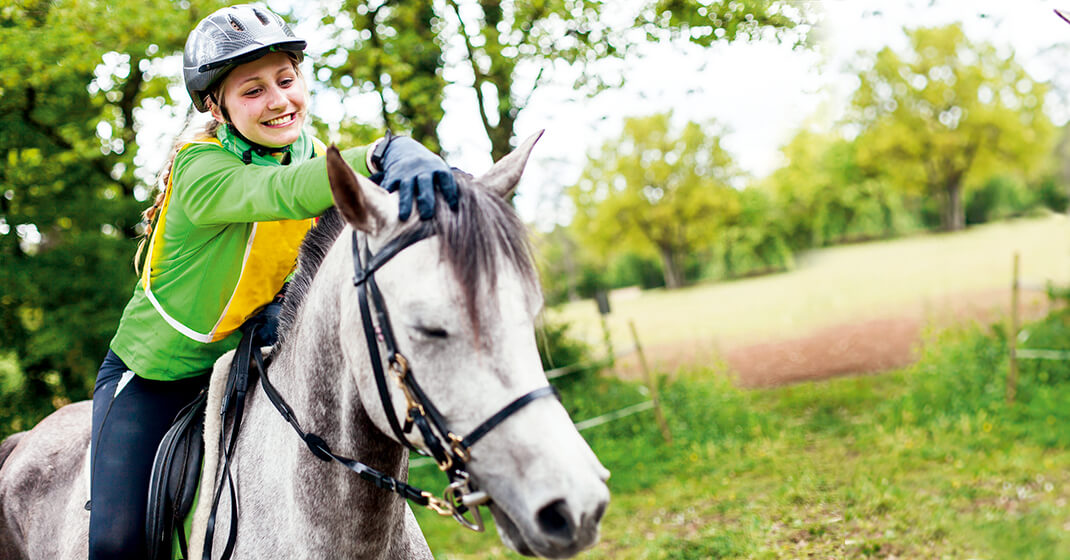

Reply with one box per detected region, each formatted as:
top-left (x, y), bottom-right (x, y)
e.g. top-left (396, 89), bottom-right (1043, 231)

top-left (172, 144), bottom-right (372, 226)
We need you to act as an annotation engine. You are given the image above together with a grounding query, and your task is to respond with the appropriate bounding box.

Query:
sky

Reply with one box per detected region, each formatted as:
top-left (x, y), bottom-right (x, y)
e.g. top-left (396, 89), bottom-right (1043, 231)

top-left (133, 0), bottom-right (1070, 230)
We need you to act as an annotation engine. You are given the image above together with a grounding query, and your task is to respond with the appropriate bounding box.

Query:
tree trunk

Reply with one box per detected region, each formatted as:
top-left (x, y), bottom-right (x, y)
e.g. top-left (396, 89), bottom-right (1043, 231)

top-left (1055, 126), bottom-right (1070, 210)
top-left (722, 239), bottom-right (735, 279)
top-left (658, 246), bottom-right (683, 290)
top-left (945, 181), bottom-right (965, 231)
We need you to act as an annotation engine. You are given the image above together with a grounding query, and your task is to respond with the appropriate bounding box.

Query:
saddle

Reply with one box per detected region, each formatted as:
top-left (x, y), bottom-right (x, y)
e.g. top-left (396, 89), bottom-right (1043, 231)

top-left (146, 387), bottom-right (208, 560)
top-left (144, 298), bottom-right (281, 560)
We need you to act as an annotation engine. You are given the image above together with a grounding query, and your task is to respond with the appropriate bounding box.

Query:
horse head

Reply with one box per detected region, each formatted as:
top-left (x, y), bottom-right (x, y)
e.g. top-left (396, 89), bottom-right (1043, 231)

top-left (324, 132), bottom-right (610, 558)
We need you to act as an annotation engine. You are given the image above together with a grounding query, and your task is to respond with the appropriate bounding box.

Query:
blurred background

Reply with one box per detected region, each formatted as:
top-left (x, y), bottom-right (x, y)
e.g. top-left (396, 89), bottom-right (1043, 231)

top-left (2, 0), bottom-right (1070, 557)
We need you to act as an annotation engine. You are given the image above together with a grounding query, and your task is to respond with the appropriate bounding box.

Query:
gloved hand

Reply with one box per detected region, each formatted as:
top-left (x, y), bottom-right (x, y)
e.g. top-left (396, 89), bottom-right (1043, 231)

top-left (375, 135), bottom-right (460, 220)
top-left (241, 287), bottom-right (286, 347)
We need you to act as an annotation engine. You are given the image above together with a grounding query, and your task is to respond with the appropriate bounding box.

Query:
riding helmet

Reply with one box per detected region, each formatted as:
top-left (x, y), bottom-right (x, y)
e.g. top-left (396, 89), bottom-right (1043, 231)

top-left (183, 4), bottom-right (306, 112)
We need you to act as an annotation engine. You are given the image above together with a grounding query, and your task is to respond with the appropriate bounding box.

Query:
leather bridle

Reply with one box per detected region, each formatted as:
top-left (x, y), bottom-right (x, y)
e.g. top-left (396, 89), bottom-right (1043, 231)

top-left (348, 223), bottom-right (558, 530)
top-left (207, 221), bottom-right (558, 556)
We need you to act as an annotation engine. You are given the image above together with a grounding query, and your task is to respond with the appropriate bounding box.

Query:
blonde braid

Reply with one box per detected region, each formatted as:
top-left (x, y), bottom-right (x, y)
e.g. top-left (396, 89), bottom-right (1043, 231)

top-left (132, 101), bottom-right (221, 276)
top-left (133, 190), bottom-right (166, 276)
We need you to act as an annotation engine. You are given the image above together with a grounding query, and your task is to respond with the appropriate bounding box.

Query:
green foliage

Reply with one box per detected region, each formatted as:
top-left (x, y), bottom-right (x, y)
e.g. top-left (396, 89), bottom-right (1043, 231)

top-left (570, 113), bottom-right (742, 289)
top-left (536, 225), bottom-right (667, 307)
top-left (607, 252), bottom-right (665, 290)
top-left (533, 225), bottom-right (607, 305)
top-left (713, 186), bottom-right (794, 279)
top-left (878, 314), bottom-right (1070, 449)
top-left (315, 1), bottom-right (811, 160)
top-left (317, 1), bottom-right (445, 151)
top-left (0, 0), bottom-right (228, 430)
top-left (1015, 311), bottom-right (1070, 386)
top-left (535, 315), bottom-right (592, 373)
top-left (849, 24), bottom-right (1055, 231)
top-left (764, 129), bottom-right (918, 252)
top-left (964, 174), bottom-right (1032, 225)
top-left (1033, 176), bottom-right (1070, 214)
top-left (638, 0), bottom-right (812, 50)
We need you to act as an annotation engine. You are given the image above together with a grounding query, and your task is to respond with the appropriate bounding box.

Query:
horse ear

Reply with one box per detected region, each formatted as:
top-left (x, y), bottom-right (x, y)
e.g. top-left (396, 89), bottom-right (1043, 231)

top-left (478, 130), bottom-right (543, 199)
top-left (327, 145), bottom-right (391, 234)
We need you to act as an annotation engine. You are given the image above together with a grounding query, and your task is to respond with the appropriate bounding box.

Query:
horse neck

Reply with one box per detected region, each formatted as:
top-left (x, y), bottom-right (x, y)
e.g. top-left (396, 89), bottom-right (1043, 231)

top-left (245, 240), bottom-right (410, 555)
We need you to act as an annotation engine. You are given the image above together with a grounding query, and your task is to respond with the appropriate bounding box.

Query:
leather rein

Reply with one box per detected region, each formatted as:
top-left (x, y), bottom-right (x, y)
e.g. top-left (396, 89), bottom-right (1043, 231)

top-left (204, 222), bottom-right (557, 558)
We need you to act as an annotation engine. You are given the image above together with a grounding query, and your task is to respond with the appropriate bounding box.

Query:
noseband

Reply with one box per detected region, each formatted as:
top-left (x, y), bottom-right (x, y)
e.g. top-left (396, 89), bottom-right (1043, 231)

top-left (350, 224), bottom-right (558, 530)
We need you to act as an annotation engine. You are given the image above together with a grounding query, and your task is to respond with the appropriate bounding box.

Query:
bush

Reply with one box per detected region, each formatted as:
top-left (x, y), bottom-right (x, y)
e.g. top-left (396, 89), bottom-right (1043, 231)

top-left (534, 315), bottom-right (641, 422)
top-left (874, 311), bottom-right (1070, 448)
top-left (1034, 176), bottom-right (1069, 213)
top-left (607, 252), bottom-right (663, 290)
top-left (965, 175), bottom-right (1031, 224)
top-left (536, 315), bottom-right (591, 373)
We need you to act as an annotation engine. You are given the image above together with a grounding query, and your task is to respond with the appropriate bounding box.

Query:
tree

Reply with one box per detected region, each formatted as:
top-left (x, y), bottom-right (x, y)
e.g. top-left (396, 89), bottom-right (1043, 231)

top-left (569, 113), bottom-right (741, 289)
top-left (848, 24), bottom-right (1054, 231)
top-left (718, 187), bottom-right (793, 279)
top-left (0, 0), bottom-right (227, 429)
top-left (317, 1), bottom-right (447, 152)
top-left (764, 129), bottom-right (914, 250)
top-left (317, 0), bottom-right (813, 160)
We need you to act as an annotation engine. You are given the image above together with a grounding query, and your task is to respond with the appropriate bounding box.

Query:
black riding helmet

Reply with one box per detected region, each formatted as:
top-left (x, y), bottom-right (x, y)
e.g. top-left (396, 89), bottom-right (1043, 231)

top-left (183, 4), bottom-right (306, 113)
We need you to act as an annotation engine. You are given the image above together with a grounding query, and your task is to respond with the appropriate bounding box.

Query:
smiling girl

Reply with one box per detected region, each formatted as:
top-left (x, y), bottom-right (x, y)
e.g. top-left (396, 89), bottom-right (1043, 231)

top-left (87, 5), bottom-right (458, 558)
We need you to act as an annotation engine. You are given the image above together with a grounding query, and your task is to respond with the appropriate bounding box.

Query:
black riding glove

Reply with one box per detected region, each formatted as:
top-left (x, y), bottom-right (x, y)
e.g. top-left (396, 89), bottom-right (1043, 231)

top-left (241, 286), bottom-right (287, 347)
top-left (373, 133), bottom-right (460, 221)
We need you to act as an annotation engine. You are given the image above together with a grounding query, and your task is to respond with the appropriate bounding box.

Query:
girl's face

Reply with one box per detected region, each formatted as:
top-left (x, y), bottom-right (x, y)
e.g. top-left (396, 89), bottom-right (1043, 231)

top-left (210, 51), bottom-right (308, 149)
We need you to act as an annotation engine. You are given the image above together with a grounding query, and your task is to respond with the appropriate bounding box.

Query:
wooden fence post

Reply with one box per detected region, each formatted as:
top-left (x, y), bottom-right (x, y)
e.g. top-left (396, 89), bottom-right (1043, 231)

top-left (629, 319), bottom-right (672, 444)
top-left (595, 291), bottom-right (615, 372)
top-left (1007, 252), bottom-right (1019, 405)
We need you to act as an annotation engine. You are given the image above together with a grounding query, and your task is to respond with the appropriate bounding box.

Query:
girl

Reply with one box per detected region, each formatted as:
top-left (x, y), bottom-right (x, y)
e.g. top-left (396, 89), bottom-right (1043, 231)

top-left (87, 4), bottom-right (457, 557)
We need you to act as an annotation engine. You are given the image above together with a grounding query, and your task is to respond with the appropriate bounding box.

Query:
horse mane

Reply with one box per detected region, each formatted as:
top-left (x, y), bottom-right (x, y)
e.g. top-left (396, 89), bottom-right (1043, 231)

top-left (275, 171), bottom-right (537, 347)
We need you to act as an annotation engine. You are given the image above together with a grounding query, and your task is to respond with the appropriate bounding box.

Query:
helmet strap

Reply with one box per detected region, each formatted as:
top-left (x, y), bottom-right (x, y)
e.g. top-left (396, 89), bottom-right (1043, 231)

top-left (226, 123), bottom-right (291, 165)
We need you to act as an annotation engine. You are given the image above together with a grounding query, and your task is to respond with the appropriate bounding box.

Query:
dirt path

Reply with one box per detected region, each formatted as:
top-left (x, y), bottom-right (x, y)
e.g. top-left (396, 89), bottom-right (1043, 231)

top-left (613, 288), bottom-right (1056, 387)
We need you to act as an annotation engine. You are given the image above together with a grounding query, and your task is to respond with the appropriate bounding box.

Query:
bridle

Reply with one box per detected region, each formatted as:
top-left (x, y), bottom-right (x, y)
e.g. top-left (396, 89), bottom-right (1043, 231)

top-left (348, 223), bottom-right (558, 530)
top-left (207, 221), bottom-right (558, 555)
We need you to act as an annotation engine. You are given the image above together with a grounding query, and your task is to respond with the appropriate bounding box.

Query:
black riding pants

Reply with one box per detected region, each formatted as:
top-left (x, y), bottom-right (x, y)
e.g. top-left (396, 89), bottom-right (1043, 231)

top-left (88, 350), bottom-right (208, 559)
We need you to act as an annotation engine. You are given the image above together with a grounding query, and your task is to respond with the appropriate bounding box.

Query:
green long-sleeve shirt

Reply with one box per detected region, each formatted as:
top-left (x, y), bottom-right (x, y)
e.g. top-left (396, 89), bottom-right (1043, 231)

top-left (110, 126), bottom-right (370, 380)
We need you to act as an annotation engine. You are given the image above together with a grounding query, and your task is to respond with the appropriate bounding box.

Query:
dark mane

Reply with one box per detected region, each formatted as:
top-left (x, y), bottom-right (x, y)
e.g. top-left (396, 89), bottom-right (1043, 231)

top-left (275, 172), bottom-right (538, 347)
top-left (275, 206), bottom-right (346, 348)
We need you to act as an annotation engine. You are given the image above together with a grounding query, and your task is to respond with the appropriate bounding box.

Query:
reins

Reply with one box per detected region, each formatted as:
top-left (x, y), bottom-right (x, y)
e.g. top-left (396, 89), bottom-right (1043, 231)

top-left (203, 221), bottom-right (558, 558)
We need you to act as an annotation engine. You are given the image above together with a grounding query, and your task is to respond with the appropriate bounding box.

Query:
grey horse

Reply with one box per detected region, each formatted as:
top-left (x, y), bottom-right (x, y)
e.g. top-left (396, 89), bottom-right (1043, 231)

top-left (0, 132), bottom-right (610, 559)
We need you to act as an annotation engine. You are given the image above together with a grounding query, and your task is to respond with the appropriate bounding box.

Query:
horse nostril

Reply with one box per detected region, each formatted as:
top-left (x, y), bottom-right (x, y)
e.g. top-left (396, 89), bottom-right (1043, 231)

top-left (592, 500), bottom-right (607, 525)
top-left (536, 499), bottom-right (575, 543)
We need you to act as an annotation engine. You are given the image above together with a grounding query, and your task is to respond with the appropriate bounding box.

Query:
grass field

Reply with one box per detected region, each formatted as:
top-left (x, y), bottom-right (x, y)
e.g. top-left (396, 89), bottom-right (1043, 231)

top-left (549, 214), bottom-right (1070, 355)
top-left (407, 219), bottom-right (1070, 558)
top-left (412, 317), bottom-right (1070, 559)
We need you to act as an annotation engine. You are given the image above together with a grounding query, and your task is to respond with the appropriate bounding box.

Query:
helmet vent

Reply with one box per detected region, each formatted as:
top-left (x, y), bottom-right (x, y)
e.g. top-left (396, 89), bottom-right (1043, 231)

top-left (228, 15), bottom-right (244, 32)
top-left (253, 9), bottom-right (271, 26)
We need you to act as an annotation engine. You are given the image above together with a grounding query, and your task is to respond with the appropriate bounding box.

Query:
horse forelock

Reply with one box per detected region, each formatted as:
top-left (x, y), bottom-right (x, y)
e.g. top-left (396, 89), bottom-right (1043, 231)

top-left (441, 171), bottom-right (539, 336)
top-left (275, 171), bottom-right (539, 348)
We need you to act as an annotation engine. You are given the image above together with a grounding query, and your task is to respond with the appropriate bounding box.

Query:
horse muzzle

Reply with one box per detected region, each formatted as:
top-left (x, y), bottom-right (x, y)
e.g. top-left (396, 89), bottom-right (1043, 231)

top-left (488, 482), bottom-right (609, 559)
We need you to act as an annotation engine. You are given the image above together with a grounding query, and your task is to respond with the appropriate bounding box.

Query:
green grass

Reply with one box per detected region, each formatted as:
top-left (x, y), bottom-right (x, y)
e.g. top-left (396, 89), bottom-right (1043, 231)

top-left (550, 214), bottom-right (1070, 351)
top-left (411, 315), bottom-right (1070, 559)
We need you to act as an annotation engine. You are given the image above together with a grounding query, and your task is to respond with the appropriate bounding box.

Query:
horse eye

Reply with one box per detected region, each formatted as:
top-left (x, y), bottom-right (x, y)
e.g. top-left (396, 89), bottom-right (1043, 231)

top-left (416, 326), bottom-right (448, 339)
